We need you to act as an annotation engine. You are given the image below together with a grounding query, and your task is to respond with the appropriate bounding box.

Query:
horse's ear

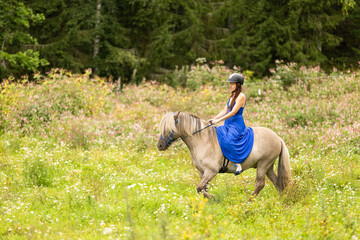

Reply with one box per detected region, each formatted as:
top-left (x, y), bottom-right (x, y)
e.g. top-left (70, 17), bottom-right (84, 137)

top-left (174, 111), bottom-right (180, 121)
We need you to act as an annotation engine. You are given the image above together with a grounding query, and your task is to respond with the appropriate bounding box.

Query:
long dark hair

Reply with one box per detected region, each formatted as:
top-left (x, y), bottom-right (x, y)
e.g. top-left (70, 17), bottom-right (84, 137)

top-left (229, 83), bottom-right (242, 110)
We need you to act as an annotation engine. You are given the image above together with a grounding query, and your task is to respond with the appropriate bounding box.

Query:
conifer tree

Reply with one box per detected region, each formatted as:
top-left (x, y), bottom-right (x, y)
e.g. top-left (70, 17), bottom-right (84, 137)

top-left (283, 0), bottom-right (345, 66)
top-left (28, 0), bottom-right (100, 72)
top-left (13, 0), bottom-right (359, 82)
top-left (329, 2), bottom-right (360, 67)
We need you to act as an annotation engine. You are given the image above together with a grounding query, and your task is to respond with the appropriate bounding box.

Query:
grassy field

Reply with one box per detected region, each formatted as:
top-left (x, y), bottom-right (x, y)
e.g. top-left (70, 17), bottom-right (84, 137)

top-left (0, 65), bottom-right (359, 239)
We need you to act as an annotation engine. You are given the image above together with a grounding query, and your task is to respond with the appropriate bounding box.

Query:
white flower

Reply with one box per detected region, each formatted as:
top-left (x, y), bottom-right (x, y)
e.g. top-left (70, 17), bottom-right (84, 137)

top-left (103, 227), bottom-right (113, 235)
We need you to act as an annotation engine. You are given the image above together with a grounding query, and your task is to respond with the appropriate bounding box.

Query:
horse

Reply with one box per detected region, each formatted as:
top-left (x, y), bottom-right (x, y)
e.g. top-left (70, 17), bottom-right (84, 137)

top-left (157, 111), bottom-right (291, 200)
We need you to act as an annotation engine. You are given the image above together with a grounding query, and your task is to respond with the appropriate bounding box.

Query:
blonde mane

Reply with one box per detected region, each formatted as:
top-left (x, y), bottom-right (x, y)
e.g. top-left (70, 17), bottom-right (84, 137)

top-left (159, 112), bottom-right (217, 140)
top-left (159, 112), bottom-right (178, 136)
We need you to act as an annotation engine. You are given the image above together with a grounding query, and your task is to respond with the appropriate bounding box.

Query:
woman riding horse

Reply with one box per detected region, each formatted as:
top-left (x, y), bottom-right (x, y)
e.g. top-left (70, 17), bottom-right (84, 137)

top-left (208, 73), bottom-right (253, 175)
top-left (157, 74), bottom-right (291, 200)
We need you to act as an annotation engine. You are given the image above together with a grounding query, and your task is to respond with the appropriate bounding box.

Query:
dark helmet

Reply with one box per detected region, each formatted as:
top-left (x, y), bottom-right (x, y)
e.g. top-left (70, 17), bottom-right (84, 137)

top-left (227, 73), bottom-right (244, 85)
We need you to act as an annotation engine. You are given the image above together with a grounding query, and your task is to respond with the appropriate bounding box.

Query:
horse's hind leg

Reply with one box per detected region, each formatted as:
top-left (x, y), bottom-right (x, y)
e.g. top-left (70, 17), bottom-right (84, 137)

top-left (266, 164), bottom-right (279, 191)
top-left (249, 166), bottom-right (267, 201)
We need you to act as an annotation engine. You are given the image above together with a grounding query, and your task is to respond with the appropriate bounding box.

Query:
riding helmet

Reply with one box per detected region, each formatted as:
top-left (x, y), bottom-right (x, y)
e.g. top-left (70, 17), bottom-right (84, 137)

top-left (227, 73), bottom-right (244, 85)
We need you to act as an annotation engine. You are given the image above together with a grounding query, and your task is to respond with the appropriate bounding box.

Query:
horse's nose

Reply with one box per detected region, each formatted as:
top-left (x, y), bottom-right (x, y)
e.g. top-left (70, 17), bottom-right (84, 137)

top-left (157, 141), bottom-right (163, 150)
top-left (157, 139), bottom-right (166, 151)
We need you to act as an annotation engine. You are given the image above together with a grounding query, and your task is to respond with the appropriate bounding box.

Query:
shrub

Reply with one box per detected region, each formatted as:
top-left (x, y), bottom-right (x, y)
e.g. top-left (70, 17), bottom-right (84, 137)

top-left (0, 69), bottom-right (114, 135)
top-left (269, 61), bottom-right (325, 89)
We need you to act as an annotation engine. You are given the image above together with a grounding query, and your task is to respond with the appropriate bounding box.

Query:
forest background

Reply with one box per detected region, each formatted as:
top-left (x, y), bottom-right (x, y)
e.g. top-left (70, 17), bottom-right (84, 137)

top-left (1, 0), bottom-right (360, 84)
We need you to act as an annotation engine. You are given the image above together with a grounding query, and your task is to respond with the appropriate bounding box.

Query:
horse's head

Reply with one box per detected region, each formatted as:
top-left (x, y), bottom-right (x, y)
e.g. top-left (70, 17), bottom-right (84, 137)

top-left (157, 112), bottom-right (181, 151)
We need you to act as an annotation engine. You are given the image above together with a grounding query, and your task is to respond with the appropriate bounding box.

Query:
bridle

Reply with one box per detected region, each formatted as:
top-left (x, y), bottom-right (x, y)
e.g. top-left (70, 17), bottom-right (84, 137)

top-left (159, 119), bottom-right (179, 148)
top-left (159, 118), bottom-right (214, 148)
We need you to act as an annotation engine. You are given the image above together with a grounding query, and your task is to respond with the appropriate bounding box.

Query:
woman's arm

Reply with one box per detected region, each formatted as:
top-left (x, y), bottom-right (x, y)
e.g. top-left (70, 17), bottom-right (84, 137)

top-left (212, 94), bottom-right (245, 123)
top-left (208, 103), bottom-right (227, 123)
top-left (214, 104), bottom-right (228, 119)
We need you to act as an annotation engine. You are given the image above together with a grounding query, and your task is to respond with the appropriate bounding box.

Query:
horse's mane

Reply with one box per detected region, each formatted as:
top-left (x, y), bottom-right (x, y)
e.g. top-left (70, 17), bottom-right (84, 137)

top-left (160, 112), bottom-right (178, 136)
top-left (160, 112), bottom-right (217, 140)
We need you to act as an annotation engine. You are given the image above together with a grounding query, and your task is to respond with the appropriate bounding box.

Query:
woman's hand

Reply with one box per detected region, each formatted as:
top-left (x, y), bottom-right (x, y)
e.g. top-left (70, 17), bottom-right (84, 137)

top-left (208, 119), bottom-right (219, 125)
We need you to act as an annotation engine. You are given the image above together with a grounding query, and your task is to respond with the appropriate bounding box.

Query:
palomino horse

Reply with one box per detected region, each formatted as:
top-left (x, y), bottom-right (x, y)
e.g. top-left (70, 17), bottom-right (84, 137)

top-left (157, 112), bottom-right (291, 200)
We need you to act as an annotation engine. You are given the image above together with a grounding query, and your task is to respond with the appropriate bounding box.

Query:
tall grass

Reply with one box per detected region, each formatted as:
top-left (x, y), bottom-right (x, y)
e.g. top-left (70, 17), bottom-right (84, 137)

top-left (0, 64), bottom-right (359, 239)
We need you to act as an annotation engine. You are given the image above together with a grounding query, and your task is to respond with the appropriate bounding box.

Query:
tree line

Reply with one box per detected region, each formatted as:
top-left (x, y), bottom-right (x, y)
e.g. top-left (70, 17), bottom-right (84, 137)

top-left (1, 0), bottom-right (359, 84)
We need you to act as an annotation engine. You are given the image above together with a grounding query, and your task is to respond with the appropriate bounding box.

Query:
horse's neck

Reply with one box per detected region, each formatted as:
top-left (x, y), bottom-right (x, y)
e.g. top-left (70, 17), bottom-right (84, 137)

top-left (181, 133), bottom-right (216, 161)
top-left (178, 115), bottom-right (215, 156)
top-left (181, 135), bottom-right (197, 151)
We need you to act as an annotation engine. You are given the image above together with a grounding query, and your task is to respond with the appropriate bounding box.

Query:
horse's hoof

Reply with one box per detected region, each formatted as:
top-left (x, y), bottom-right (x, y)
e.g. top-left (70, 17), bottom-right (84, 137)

top-left (248, 195), bottom-right (256, 202)
top-left (203, 192), bottom-right (215, 200)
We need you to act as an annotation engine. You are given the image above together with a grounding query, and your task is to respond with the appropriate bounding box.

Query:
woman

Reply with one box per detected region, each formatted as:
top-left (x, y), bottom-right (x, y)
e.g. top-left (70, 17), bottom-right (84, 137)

top-left (208, 73), bottom-right (254, 175)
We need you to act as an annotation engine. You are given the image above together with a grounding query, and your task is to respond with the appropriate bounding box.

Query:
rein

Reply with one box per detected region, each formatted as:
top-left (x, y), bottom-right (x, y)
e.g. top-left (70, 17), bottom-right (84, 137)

top-left (160, 120), bottom-right (214, 148)
top-left (191, 123), bottom-right (214, 135)
top-left (176, 122), bottom-right (214, 143)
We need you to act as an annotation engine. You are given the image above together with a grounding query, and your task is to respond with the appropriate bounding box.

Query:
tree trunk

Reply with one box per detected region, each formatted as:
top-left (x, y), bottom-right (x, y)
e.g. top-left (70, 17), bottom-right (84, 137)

top-left (93, 0), bottom-right (101, 58)
top-left (317, 16), bottom-right (322, 53)
top-left (1, 37), bottom-right (7, 68)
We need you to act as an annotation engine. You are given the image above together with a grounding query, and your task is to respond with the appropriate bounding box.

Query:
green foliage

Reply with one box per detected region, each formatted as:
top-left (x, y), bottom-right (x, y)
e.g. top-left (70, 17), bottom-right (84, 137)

top-left (99, 44), bottom-right (144, 84)
top-left (0, 0), bottom-right (48, 78)
top-left (1, 0), bottom-right (355, 82)
top-left (0, 69), bottom-right (113, 136)
top-left (159, 58), bottom-right (234, 90)
top-left (23, 157), bottom-right (53, 187)
top-left (339, 0), bottom-right (357, 14)
top-left (0, 49), bottom-right (48, 72)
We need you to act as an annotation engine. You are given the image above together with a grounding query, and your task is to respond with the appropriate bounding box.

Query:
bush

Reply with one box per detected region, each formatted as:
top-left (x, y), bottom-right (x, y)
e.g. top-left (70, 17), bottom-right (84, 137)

top-left (269, 60), bottom-right (325, 89)
top-left (0, 69), bottom-right (114, 135)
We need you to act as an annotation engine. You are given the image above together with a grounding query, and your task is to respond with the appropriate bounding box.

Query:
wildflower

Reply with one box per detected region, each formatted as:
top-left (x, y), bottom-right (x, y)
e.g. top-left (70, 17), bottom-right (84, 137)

top-left (103, 227), bottom-right (113, 234)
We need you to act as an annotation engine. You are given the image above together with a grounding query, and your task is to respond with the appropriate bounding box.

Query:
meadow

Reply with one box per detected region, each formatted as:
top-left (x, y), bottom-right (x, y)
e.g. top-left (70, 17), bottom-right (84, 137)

top-left (0, 63), bottom-right (359, 239)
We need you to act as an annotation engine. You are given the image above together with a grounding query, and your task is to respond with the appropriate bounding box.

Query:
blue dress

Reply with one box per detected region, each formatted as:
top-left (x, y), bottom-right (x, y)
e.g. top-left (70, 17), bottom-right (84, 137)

top-left (216, 97), bottom-right (254, 163)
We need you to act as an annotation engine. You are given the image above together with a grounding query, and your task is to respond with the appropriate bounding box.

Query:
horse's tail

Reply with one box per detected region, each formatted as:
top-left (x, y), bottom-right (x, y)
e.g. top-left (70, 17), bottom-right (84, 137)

top-left (277, 139), bottom-right (291, 192)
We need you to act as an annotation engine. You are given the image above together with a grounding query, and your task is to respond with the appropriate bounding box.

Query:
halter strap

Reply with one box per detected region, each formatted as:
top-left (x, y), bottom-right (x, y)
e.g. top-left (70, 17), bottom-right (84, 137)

top-left (159, 119), bottom-right (179, 148)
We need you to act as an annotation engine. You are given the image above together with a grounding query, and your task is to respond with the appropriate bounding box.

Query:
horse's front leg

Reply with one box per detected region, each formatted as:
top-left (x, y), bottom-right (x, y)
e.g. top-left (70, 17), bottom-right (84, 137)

top-left (196, 170), bottom-right (217, 199)
top-left (197, 170), bottom-right (210, 192)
